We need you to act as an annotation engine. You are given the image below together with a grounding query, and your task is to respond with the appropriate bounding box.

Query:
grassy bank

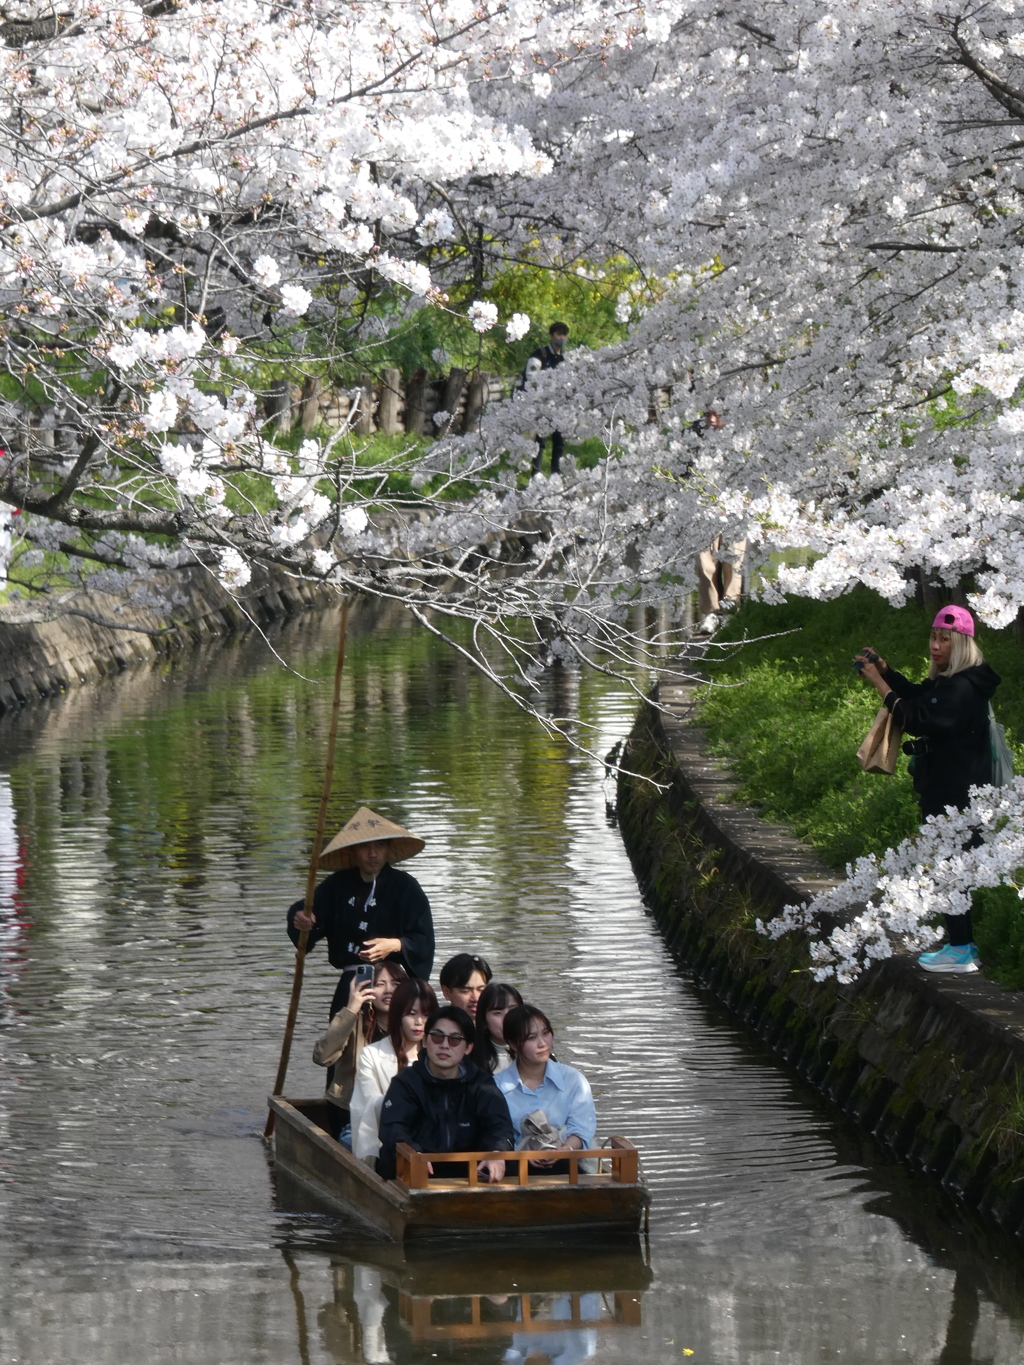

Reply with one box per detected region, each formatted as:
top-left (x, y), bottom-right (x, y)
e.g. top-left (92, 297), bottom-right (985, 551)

top-left (696, 590), bottom-right (1024, 988)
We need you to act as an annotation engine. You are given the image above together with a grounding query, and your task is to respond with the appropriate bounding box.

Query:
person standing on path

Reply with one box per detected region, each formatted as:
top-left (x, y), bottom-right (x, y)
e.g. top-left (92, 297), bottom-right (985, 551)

top-left (521, 322), bottom-right (569, 477)
top-left (287, 806), bottom-right (434, 1018)
top-left (855, 605), bottom-right (1001, 974)
top-left (689, 408), bottom-right (745, 634)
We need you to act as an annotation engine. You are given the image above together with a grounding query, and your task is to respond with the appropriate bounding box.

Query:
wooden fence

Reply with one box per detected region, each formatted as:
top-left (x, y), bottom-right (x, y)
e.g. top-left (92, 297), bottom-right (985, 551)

top-left (266, 368), bottom-right (508, 439)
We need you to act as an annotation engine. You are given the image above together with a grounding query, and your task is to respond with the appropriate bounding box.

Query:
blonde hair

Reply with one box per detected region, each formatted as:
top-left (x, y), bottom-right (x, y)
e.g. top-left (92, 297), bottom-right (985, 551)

top-left (929, 628), bottom-right (984, 679)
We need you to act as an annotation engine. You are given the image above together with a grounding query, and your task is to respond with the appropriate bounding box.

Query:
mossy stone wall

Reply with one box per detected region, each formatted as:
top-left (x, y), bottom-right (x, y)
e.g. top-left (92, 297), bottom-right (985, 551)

top-left (619, 692), bottom-right (1024, 1240)
top-left (0, 564), bottom-right (330, 713)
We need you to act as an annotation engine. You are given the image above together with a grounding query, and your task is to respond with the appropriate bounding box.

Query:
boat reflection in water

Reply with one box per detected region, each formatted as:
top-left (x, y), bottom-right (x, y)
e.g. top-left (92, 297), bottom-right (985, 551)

top-left (314, 1241), bottom-right (650, 1365)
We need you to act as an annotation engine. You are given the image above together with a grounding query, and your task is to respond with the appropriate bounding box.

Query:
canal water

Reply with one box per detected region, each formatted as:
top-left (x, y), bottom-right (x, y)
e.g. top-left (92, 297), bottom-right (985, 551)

top-left (1, 601), bottom-right (1023, 1364)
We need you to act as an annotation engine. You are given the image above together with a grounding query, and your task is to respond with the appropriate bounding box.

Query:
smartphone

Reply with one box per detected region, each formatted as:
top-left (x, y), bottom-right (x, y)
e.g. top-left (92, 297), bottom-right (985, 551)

top-left (353, 962), bottom-right (375, 990)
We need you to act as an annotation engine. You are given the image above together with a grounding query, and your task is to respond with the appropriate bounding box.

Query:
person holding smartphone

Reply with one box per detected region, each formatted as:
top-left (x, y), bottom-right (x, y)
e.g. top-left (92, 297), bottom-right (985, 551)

top-left (286, 806), bottom-right (434, 1021)
top-left (350, 977), bottom-right (439, 1165)
top-left (855, 605), bottom-right (1001, 973)
top-left (312, 960), bottom-right (408, 1142)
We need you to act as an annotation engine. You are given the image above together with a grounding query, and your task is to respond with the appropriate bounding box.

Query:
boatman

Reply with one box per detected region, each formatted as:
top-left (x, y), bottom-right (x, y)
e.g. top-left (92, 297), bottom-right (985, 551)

top-left (287, 806), bottom-right (434, 1019)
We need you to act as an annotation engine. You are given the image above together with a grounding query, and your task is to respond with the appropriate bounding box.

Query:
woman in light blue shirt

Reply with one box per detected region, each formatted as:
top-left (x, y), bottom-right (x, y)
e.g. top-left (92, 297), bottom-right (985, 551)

top-left (495, 1005), bottom-right (596, 1170)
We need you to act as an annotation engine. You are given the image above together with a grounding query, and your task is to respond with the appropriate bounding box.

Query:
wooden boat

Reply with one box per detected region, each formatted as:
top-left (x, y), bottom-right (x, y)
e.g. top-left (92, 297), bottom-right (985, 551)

top-left (270, 1095), bottom-right (649, 1241)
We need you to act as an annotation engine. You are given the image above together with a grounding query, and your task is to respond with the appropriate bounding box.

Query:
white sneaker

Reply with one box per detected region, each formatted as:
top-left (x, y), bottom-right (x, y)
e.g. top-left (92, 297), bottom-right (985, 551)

top-left (697, 613), bottom-right (720, 634)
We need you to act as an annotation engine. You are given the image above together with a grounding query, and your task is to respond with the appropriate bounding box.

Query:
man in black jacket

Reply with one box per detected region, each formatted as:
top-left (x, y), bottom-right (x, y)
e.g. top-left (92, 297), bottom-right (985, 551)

top-left (377, 1006), bottom-right (513, 1181)
top-left (287, 806), bottom-right (434, 1017)
top-left (521, 322), bottom-right (568, 477)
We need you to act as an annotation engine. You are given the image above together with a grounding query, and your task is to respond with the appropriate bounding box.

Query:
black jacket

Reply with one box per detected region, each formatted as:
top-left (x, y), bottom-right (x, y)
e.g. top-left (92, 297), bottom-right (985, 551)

top-left (882, 661), bottom-right (1000, 815)
top-left (286, 863), bottom-right (434, 980)
top-left (377, 1055), bottom-right (513, 1180)
top-left (519, 342), bottom-right (564, 390)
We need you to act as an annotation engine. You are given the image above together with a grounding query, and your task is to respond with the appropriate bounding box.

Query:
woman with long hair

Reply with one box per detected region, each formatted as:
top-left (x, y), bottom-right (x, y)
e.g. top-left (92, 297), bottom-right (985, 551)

top-left (471, 981), bottom-right (523, 1073)
top-left (312, 960), bottom-right (408, 1143)
top-left (350, 977), bottom-right (438, 1165)
top-left (856, 604), bottom-right (1001, 973)
top-left (495, 1005), bottom-right (596, 1173)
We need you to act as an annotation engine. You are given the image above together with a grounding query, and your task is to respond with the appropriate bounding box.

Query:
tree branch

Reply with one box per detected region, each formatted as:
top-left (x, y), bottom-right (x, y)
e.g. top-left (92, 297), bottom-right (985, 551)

top-left (863, 240), bottom-right (965, 253)
top-left (949, 19), bottom-right (1024, 120)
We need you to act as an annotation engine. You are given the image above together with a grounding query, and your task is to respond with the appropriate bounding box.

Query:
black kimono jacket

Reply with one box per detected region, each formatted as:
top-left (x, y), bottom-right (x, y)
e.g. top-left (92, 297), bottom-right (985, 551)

top-left (286, 862), bottom-right (434, 981)
top-left (882, 661), bottom-right (1000, 816)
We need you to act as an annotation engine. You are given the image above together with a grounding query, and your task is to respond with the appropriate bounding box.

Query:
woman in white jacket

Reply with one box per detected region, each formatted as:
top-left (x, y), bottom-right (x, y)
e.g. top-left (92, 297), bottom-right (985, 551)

top-left (350, 978), bottom-right (437, 1166)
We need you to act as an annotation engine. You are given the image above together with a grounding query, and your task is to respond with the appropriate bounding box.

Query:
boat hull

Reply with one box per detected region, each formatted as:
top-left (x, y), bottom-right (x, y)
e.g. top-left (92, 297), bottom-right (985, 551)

top-left (271, 1097), bottom-right (649, 1241)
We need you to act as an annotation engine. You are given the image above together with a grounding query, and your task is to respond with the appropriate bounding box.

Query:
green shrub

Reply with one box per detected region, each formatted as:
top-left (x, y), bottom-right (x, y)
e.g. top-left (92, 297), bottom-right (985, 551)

top-left (697, 590), bottom-right (1024, 987)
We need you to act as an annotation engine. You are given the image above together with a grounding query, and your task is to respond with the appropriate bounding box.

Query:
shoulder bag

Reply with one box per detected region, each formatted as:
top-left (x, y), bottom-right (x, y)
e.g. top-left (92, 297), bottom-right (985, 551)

top-left (989, 703), bottom-right (1014, 788)
top-left (856, 706), bottom-right (902, 776)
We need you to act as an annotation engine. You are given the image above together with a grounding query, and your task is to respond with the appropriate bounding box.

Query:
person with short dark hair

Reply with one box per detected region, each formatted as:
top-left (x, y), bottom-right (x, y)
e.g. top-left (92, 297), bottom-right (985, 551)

top-left (521, 322), bottom-right (569, 477)
top-left (472, 981), bottom-right (524, 1073)
top-left (376, 1005), bottom-right (513, 1181)
top-left (438, 952), bottom-right (492, 1018)
top-left (496, 1005), bottom-right (596, 1172)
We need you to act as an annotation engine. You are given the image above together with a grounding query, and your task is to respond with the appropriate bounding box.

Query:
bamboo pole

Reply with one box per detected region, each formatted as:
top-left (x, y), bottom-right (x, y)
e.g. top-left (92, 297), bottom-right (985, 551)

top-left (265, 598), bottom-right (349, 1139)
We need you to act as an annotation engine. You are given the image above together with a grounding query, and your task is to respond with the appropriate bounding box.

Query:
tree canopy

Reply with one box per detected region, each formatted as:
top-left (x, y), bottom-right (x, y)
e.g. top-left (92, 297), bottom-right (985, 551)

top-left (3, 0), bottom-right (1024, 679)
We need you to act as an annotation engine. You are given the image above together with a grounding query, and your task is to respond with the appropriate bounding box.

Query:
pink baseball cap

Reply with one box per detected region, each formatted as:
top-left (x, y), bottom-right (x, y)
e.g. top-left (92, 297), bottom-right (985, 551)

top-left (931, 604), bottom-right (975, 637)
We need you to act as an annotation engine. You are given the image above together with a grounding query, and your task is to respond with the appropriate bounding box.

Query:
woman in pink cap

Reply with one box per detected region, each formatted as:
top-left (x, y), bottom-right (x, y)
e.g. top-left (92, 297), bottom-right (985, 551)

top-left (855, 605), bottom-right (1001, 974)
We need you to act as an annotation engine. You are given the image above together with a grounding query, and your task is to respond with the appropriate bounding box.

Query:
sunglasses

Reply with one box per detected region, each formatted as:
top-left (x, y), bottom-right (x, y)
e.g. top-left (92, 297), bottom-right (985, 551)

top-left (427, 1030), bottom-right (466, 1047)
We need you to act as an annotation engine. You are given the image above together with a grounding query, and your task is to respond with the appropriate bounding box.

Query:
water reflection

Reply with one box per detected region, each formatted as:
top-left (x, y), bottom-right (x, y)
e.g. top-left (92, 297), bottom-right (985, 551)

top-left (314, 1245), bottom-right (648, 1365)
top-left (0, 602), bottom-right (1023, 1363)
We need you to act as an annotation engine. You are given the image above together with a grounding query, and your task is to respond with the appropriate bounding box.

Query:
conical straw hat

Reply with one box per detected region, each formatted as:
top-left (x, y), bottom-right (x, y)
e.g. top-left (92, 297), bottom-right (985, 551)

top-left (318, 806), bottom-right (425, 870)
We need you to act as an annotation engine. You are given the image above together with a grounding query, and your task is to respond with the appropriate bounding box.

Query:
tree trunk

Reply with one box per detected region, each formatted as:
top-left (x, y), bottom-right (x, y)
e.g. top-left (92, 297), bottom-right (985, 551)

top-left (404, 368), bottom-right (428, 436)
top-left (353, 374), bottom-right (375, 435)
top-left (267, 378), bottom-right (292, 433)
top-left (463, 370), bottom-right (488, 433)
top-left (378, 367), bottom-right (402, 435)
top-left (299, 376), bottom-right (323, 433)
top-left (441, 368), bottom-right (466, 431)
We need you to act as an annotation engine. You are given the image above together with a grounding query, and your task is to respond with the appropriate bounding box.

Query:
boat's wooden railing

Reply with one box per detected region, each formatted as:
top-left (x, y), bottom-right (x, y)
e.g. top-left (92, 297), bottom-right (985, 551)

top-left (398, 1288), bottom-right (642, 1340)
top-left (395, 1136), bottom-right (639, 1190)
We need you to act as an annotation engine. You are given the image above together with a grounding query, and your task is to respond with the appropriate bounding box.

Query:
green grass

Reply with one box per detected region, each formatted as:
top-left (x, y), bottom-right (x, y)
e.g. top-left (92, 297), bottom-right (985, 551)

top-left (697, 590), bottom-right (1024, 988)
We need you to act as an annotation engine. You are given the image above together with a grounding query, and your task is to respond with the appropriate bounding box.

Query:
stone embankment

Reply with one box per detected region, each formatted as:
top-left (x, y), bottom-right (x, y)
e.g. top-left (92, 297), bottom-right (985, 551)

top-left (0, 564), bottom-right (328, 713)
top-left (0, 506), bottom-right (547, 714)
top-left (618, 680), bottom-right (1024, 1241)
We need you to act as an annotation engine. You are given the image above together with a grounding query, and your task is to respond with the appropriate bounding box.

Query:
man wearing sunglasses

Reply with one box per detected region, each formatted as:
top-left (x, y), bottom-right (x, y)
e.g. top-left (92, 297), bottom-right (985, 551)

top-left (376, 1005), bottom-right (513, 1181)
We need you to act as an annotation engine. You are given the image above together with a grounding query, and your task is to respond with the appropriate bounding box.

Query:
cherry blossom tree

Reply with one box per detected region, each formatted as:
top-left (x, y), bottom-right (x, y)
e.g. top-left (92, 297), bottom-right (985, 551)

top-left (758, 779), bottom-right (1024, 984)
top-left (0, 0), bottom-right (687, 697)
top-left (5, 0), bottom-right (1024, 772)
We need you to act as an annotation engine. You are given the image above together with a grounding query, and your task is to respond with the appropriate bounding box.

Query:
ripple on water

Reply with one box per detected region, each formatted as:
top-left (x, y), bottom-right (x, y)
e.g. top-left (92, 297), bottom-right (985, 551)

top-left (0, 614), bottom-right (1023, 1364)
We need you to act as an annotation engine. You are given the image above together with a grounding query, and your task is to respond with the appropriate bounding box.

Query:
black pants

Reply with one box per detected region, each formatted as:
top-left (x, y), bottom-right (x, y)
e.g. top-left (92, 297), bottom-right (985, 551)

top-left (920, 798), bottom-right (979, 946)
top-left (323, 1104), bottom-right (349, 1141)
top-left (532, 431), bottom-right (563, 475)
